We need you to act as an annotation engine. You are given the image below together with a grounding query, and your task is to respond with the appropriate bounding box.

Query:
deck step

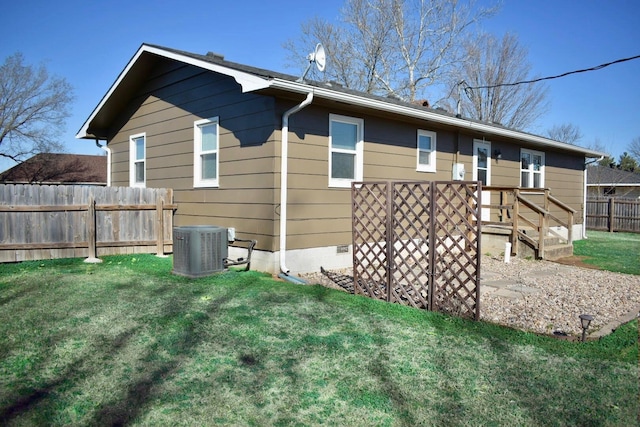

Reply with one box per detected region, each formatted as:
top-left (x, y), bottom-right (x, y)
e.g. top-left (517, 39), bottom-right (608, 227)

top-left (542, 237), bottom-right (568, 248)
top-left (542, 244), bottom-right (574, 261)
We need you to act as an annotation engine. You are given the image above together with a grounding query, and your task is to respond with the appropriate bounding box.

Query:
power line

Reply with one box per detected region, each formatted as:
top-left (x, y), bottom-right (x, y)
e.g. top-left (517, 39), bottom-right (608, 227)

top-left (463, 54), bottom-right (640, 91)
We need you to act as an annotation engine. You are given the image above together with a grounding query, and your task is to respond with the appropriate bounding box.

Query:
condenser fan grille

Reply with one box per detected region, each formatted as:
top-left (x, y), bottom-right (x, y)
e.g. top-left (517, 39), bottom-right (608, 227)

top-left (173, 225), bottom-right (228, 278)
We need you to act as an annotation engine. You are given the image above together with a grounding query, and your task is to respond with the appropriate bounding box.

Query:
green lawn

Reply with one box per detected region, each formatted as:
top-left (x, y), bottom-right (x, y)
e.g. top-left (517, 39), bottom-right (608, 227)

top-left (0, 254), bottom-right (637, 426)
top-left (574, 230), bottom-right (640, 275)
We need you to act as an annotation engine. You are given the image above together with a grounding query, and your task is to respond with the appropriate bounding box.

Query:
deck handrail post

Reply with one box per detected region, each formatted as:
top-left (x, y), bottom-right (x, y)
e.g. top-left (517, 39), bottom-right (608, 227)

top-left (512, 188), bottom-right (520, 255)
top-left (539, 210), bottom-right (547, 258)
top-left (567, 211), bottom-right (574, 243)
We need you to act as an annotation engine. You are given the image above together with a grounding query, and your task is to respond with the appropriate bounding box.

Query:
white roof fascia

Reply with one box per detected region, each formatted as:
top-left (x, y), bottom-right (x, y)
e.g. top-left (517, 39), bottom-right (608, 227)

top-left (76, 44), bottom-right (270, 139)
top-left (269, 79), bottom-right (605, 158)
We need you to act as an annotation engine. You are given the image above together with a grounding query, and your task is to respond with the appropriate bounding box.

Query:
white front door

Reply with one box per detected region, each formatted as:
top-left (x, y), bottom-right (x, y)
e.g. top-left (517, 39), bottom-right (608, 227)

top-left (473, 140), bottom-right (491, 221)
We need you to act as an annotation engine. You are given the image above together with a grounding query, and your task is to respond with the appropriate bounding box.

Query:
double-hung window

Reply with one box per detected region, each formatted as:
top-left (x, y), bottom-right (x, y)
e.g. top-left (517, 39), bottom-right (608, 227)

top-left (329, 114), bottom-right (363, 187)
top-left (194, 117), bottom-right (219, 188)
top-left (416, 130), bottom-right (436, 172)
top-left (129, 133), bottom-right (146, 187)
top-left (520, 149), bottom-right (545, 188)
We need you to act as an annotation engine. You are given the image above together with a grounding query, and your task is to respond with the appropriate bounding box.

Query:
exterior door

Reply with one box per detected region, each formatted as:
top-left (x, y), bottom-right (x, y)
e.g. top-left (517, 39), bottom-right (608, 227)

top-left (473, 140), bottom-right (491, 221)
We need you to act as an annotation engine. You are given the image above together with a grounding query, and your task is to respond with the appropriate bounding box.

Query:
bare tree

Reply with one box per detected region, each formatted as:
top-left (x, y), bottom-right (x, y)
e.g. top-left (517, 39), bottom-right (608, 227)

top-left (581, 137), bottom-right (610, 157)
top-left (285, 0), bottom-right (497, 101)
top-left (0, 53), bottom-right (74, 163)
top-left (546, 123), bottom-right (583, 145)
top-left (627, 136), bottom-right (640, 163)
top-left (452, 32), bottom-right (549, 130)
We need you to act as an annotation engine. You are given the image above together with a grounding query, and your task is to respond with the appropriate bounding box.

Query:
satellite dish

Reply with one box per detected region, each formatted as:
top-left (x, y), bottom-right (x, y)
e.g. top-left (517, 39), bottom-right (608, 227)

top-left (297, 43), bottom-right (326, 82)
top-left (313, 43), bottom-right (326, 72)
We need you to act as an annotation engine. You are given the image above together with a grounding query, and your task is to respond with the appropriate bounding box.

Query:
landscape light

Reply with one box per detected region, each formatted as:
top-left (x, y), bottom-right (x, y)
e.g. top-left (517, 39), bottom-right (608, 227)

top-left (579, 314), bottom-right (594, 342)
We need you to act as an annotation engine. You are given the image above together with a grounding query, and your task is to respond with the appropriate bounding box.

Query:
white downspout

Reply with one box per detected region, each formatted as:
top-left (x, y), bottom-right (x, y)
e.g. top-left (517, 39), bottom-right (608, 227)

top-left (280, 91), bottom-right (314, 274)
top-left (583, 155), bottom-right (604, 239)
top-left (583, 166), bottom-right (587, 239)
top-left (96, 139), bottom-right (111, 187)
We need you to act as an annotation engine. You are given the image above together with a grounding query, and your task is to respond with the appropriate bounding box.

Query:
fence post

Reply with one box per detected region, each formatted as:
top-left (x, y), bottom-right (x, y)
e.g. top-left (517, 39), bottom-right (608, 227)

top-left (156, 196), bottom-right (165, 257)
top-left (85, 196), bottom-right (101, 263)
top-left (608, 198), bottom-right (615, 232)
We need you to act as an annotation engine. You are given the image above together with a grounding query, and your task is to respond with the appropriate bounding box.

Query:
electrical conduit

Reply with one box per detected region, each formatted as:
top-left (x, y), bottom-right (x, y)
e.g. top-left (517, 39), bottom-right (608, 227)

top-left (279, 91), bottom-right (314, 275)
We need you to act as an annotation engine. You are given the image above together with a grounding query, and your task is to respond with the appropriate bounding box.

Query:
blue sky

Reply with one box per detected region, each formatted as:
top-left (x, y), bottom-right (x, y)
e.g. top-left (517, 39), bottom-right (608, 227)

top-left (1, 0), bottom-right (638, 173)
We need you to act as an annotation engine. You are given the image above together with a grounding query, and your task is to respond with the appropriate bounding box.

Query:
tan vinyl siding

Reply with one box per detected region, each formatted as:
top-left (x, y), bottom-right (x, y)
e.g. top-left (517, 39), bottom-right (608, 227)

top-left (282, 105), bottom-right (468, 251)
top-left (365, 119), bottom-right (457, 182)
top-left (284, 106), bottom-right (349, 250)
top-left (546, 153), bottom-right (585, 221)
top-left (107, 58), bottom-right (278, 250)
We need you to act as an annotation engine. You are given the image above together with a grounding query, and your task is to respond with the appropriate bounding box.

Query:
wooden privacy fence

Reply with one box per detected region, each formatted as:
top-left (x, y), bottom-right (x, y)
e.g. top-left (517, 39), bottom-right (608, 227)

top-left (0, 184), bottom-right (176, 263)
top-left (351, 181), bottom-right (481, 320)
top-left (586, 197), bottom-right (640, 233)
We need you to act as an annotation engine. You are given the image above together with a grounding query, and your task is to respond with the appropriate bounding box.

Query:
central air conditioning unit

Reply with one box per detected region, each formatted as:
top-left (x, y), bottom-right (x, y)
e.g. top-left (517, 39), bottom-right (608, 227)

top-left (172, 225), bottom-right (228, 278)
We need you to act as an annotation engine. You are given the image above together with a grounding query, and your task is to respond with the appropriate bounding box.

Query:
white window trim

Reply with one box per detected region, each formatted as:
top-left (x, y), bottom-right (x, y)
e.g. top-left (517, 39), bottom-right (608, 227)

top-left (520, 148), bottom-right (545, 188)
top-left (194, 117), bottom-right (220, 188)
top-left (472, 139), bottom-right (491, 185)
top-left (416, 129), bottom-right (437, 173)
top-left (328, 114), bottom-right (364, 188)
top-left (129, 132), bottom-right (146, 188)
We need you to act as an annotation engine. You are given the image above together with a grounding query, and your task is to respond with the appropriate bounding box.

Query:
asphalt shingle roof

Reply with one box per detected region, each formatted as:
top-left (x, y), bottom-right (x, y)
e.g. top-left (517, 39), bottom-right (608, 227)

top-left (0, 153), bottom-right (107, 184)
top-left (587, 165), bottom-right (640, 185)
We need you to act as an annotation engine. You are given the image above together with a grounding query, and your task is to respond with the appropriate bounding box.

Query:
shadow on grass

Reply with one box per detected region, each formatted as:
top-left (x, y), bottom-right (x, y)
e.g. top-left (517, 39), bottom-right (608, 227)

top-left (1, 388), bottom-right (53, 423)
top-left (0, 284), bottom-right (37, 307)
top-left (0, 327), bottom-right (137, 424)
top-left (366, 333), bottom-right (419, 426)
top-left (0, 352), bottom-right (87, 424)
top-left (90, 292), bottom-right (234, 426)
top-left (0, 268), bottom-right (236, 425)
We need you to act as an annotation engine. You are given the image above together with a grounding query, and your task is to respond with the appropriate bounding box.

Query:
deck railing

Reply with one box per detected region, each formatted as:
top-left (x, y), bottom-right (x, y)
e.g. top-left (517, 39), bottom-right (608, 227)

top-left (481, 186), bottom-right (575, 256)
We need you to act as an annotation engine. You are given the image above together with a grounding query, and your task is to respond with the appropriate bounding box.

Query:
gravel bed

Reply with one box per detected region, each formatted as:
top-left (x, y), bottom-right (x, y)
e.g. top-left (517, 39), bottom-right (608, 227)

top-left (480, 256), bottom-right (640, 337)
top-left (301, 256), bottom-right (640, 337)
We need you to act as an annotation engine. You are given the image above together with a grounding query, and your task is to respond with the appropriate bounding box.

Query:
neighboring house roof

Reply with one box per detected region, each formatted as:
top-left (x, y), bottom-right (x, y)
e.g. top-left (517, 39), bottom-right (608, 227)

top-left (586, 165), bottom-right (640, 186)
top-left (0, 153), bottom-right (107, 185)
top-left (76, 43), bottom-right (605, 159)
